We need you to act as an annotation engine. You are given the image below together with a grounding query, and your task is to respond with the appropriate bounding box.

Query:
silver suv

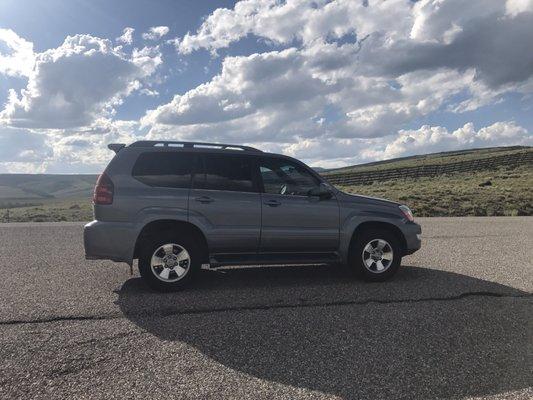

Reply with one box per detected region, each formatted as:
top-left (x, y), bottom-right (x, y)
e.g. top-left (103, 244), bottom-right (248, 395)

top-left (84, 141), bottom-right (421, 291)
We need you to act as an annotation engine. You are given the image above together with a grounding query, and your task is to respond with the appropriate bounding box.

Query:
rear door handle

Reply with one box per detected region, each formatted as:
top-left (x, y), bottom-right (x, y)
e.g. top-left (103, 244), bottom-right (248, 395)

top-left (195, 196), bottom-right (214, 204)
top-left (264, 199), bottom-right (281, 207)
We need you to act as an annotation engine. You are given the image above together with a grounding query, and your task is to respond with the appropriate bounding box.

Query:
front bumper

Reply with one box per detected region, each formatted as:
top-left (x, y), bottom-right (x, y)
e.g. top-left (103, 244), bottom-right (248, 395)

top-left (84, 220), bottom-right (137, 265)
top-left (402, 222), bottom-right (422, 255)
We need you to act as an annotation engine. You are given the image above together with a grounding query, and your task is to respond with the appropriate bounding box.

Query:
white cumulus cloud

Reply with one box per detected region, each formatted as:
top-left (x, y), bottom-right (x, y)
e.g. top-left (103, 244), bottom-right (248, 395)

top-left (143, 48), bottom-right (339, 127)
top-left (381, 121), bottom-right (533, 160)
top-left (177, 0), bottom-right (411, 54)
top-left (0, 28), bottom-right (35, 77)
top-left (1, 34), bottom-right (162, 129)
top-left (142, 26), bottom-right (170, 41)
top-left (116, 27), bottom-right (135, 45)
top-left (506, 0), bottom-right (533, 16)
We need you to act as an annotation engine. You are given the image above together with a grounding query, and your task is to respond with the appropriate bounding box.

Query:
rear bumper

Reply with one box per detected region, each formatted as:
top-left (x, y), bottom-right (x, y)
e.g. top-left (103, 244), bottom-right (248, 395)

top-left (83, 220), bottom-right (137, 265)
top-left (402, 222), bottom-right (422, 255)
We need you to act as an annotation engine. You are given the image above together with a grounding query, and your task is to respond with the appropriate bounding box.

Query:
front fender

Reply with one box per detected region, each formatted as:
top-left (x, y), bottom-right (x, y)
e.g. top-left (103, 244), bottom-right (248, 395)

top-left (338, 209), bottom-right (406, 264)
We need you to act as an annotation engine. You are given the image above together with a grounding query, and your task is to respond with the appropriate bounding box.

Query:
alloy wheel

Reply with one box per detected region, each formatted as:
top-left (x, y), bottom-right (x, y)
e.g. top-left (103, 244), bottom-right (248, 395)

top-left (150, 243), bottom-right (191, 282)
top-left (361, 239), bottom-right (394, 273)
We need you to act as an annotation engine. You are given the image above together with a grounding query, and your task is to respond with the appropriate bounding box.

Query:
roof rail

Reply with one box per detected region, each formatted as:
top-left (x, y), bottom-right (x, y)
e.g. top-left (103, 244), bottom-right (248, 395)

top-left (129, 140), bottom-right (262, 153)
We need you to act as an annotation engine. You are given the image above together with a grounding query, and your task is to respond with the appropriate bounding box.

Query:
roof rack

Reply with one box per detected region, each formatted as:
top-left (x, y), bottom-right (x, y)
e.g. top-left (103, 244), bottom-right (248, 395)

top-left (129, 140), bottom-right (262, 153)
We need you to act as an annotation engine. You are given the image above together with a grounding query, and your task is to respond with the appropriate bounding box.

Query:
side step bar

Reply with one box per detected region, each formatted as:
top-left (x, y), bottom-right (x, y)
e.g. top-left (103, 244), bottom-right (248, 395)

top-left (204, 252), bottom-right (340, 269)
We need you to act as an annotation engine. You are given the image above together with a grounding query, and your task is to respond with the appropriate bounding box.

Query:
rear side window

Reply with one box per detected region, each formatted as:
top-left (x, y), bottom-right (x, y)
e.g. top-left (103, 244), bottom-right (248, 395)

top-left (132, 152), bottom-right (194, 188)
top-left (194, 154), bottom-right (255, 192)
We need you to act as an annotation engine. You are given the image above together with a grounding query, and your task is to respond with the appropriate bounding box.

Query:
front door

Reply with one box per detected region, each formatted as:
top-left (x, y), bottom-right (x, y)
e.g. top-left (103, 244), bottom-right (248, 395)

top-left (188, 153), bottom-right (261, 254)
top-left (258, 157), bottom-right (339, 253)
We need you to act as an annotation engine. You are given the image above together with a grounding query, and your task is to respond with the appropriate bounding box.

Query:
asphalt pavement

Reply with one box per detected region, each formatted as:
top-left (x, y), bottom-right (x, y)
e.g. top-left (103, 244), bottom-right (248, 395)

top-left (0, 217), bottom-right (531, 399)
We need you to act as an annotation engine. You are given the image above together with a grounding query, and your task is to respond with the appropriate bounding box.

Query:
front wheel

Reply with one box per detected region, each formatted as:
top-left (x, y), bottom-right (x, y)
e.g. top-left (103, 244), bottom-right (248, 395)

top-left (349, 229), bottom-right (402, 282)
top-left (138, 234), bottom-right (200, 291)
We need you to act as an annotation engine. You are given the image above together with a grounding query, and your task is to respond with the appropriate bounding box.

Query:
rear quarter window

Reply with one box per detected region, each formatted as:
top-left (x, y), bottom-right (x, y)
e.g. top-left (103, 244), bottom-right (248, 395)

top-left (132, 152), bottom-right (194, 188)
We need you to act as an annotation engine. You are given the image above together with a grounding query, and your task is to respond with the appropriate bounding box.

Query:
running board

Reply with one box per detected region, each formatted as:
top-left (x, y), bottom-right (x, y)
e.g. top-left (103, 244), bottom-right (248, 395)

top-left (204, 252), bottom-right (340, 269)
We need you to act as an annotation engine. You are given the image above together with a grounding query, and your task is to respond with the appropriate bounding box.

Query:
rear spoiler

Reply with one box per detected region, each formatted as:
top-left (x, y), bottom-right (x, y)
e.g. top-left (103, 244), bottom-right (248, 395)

top-left (108, 143), bottom-right (126, 154)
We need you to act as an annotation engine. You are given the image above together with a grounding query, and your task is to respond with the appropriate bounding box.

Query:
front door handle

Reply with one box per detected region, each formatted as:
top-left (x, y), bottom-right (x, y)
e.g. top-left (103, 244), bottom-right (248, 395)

top-left (195, 196), bottom-right (214, 204)
top-left (264, 199), bottom-right (281, 207)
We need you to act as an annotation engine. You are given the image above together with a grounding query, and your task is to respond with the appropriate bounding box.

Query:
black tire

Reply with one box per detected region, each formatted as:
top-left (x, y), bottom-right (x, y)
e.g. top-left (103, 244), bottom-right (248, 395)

top-left (138, 232), bottom-right (202, 291)
top-left (348, 228), bottom-right (402, 282)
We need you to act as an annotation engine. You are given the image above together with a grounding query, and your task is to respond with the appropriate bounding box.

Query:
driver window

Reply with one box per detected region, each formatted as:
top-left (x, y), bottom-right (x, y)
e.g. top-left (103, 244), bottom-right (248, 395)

top-left (259, 158), bottom-right (319, 196)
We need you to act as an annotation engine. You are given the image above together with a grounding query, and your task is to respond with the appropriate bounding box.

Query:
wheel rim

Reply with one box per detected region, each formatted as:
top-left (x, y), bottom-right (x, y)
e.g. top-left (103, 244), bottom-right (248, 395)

top-left (361, 239), bottom-right (394, 273)
top-left (150, 243), bottom-right (191, 283)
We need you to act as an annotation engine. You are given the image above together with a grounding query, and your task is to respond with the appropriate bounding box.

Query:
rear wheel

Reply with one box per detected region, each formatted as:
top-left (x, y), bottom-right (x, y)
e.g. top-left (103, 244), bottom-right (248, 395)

top-left (139, 234), bottom-right (201, 291)
top-left (349, 229), bottom-right (402, 281)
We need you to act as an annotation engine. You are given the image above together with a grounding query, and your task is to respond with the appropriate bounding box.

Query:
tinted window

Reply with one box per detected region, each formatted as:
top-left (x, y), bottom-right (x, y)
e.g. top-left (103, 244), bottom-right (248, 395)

top-left (195, 154), bottom-right (254, 192)
top-left (259, 157), bottom-right (319, 196)
top-left (132, 152), bottom-right (194, 188)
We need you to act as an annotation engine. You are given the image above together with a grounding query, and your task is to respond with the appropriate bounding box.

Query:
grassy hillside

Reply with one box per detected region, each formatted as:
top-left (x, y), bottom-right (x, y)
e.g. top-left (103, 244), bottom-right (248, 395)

top-left (0, 198), bottom-right (93, 223)
top-left (338, 165), bottom-right (532, 217)
top-left (325, 146), bottom-right (532, 217)
top-left (0, 146), bottom-right (531, 222)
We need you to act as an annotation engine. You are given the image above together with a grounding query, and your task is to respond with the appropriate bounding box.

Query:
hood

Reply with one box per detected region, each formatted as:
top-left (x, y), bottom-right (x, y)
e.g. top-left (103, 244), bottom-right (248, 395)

top-left (335, 190), bottom-right (401, 208)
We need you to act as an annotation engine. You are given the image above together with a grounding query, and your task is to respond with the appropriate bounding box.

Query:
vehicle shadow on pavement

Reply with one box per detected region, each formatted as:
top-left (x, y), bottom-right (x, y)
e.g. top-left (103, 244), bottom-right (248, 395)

top-left (117, 265), bottom-right (530, 399)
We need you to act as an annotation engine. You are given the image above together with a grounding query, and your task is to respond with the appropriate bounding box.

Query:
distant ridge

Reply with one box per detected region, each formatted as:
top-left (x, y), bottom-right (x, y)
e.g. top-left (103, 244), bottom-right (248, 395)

top-left (0, 174), bottom-right (98, 200)
top-left (324, 145), bottom-right (530, 173)
top-left (321, 146), bottom-right (532, 186)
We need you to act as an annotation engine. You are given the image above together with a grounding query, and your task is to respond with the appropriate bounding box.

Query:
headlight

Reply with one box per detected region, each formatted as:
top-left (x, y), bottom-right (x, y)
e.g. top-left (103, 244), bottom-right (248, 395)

top-left (399, 205), bottom-right (414, 222)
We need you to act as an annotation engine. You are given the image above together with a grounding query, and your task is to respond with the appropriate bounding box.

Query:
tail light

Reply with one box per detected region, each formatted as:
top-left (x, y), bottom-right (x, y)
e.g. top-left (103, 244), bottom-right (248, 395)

top-left (93, 173), bottom-right (114, 205)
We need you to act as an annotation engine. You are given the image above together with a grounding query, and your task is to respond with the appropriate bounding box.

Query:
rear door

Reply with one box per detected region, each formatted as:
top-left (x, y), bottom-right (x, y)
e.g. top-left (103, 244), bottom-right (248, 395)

top-left (128, 150), bottom-right (194, 221)
top-left (258, 156), bottom-right (339, 253)
top-left (188, 153), bottom-right (261, 254)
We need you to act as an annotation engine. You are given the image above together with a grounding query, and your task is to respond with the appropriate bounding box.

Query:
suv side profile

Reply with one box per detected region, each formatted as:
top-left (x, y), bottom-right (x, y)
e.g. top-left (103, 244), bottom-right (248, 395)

top-left (84, 141), bottom-right (421, 291)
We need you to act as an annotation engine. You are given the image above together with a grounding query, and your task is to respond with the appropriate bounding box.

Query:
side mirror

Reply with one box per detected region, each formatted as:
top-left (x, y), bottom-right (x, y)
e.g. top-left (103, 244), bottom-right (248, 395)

top-left (308, 183), bottom-right (333, 200)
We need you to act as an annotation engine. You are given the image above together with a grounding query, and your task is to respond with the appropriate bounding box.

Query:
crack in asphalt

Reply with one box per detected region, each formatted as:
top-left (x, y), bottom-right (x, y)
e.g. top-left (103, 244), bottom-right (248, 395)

top-left (48, 355), bottom-right (114, 377)
top-left (0, 314), bottom-right (118, 326)
top-left (0, 291), bottom-right (530, 326)
top-left (423, 234), bottom-right (513, 239)
top-left (72, 331), bottom-right (142, 346)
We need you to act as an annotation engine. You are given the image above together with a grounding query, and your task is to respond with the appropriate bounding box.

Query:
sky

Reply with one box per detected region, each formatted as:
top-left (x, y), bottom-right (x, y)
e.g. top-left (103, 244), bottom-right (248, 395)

top-left (0, 0), bottom-right (532, 173)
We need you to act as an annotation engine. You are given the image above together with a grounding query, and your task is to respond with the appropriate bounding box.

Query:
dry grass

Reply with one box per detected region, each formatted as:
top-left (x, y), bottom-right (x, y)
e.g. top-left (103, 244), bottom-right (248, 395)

top-left (338, 165), bottom-right (533, 217)
top-left (0, 198), bottom-right (92, 222)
